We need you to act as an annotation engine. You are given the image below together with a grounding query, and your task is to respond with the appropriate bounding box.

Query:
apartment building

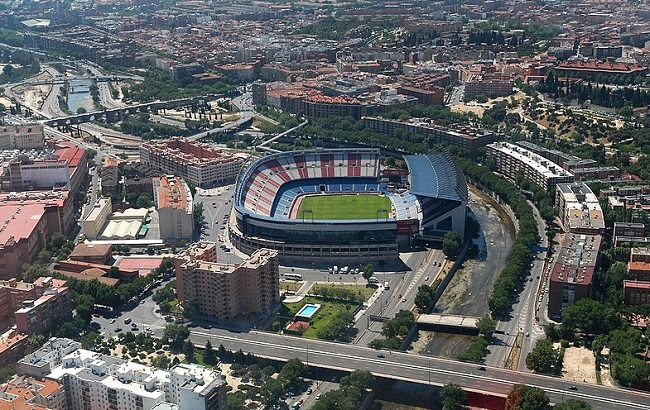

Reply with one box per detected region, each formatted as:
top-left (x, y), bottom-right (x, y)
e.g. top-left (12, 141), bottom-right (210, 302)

top-left (486, 142), bottom-right (574, 191)
top-left (140, 138), bottom-right (244, 187)
top-left (548, 233), bottom-right (601, 319)
top-left (0, 124), bottom-right (45, 149)
top-left (624, 281), bottom-right (650, 306)
top-left (555, 183), bottom-right (605, 234)
top-left (364, 117), bottom-right (495, 158)
top-left (18, 338), bottom-right (227, 410)
top-left (629, 247), bottom-right (650, 282)
top-left (14, 277), bottom-right (71, 336)
top-left (152, 176), bottom-right (194, 241)
top-left (0, 203), bottom-right (54, 279)
top-left (465, 72), bottom-right (513, 98)
top-left (176, 244), bottom-right (279, 321)
top-left (613, 222), bottom-right (650, 247)
top-left (0, 375), bottom-right (66, 409)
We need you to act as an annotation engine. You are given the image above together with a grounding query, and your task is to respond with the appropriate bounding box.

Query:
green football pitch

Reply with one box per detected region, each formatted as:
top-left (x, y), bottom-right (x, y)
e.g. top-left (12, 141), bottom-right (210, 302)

top-left (296, 194), bottom-right (392, 220)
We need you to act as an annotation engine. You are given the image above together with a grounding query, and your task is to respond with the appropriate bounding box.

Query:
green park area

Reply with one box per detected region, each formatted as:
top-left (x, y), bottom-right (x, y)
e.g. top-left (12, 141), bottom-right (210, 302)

top-left (296, 194), bottom-right (391, 220)
top-left (269, 296), bottom-right (360, 340)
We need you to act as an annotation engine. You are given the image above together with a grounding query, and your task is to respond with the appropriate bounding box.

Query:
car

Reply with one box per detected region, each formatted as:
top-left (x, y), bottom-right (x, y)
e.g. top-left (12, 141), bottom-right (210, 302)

top-left (132, 327), bottom-right (139, 331)
top-left (307, 388), bottom-right (312, 394)
top-left (140, 300), bottom-right (146, 304)
top-left (92, 313), bottom-right (100, 318)
top-left (525, 332), bottom-right (530, 337)
top-left (315, 394), bottom-right (321, 400)
top-left (114, 327), bottom-right (122, 332)
top-left (124, 318), bottom-right (131, 324)
top-left (477, 366), bottom-right (486, 371)
top-left (109, 319), bottom-right (116, 324)
top-left (424, 276), bottom-right (429, 281)
top-left (377, 354), bottom-right (385, 358)
top-left (402, 298), bottom-right (407, 303)
top-left (568, 385), bottom-right (577, 391)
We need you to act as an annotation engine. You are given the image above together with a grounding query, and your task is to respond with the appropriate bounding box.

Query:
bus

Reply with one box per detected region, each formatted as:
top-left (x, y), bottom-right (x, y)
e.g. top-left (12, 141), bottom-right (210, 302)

top-left (285, 273), bottom-right (303, 281)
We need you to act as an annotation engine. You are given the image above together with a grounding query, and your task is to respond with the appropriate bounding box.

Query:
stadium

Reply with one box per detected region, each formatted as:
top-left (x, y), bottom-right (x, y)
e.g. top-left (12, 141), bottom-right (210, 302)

top-left (229, 148), bottom-right (468, 266)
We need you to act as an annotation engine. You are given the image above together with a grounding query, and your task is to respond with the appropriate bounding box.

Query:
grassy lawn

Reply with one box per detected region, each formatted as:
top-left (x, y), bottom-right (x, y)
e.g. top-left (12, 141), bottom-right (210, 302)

top-left (311, 283), bottom-right (376, 301)
top-left (268, 296), bottom-right (359, 339)
top-left (280, 281), bottom-right (302, 292)
top-left (297, 194), bottom-right (391, 220)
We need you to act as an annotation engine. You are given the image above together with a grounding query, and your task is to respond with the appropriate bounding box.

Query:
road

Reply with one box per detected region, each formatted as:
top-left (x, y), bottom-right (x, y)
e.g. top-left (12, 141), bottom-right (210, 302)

top-left (187, 92), bottom-right (253, 140)
top-left (93, 302), bottom-right (650, 410)
top-left (485, 200), bottom-right (549, 369)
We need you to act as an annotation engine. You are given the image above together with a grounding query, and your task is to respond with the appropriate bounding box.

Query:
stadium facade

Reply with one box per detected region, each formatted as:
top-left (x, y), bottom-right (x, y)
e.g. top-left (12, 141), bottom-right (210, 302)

top-left (229, 148), bottom-right (467, 266)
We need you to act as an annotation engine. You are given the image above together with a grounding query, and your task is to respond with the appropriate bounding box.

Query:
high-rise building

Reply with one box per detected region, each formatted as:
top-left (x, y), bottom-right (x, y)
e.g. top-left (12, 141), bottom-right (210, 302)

top-left (152, 176), bottom-right (194, 240)
top-left (176, 243), bottom-right (279, 321)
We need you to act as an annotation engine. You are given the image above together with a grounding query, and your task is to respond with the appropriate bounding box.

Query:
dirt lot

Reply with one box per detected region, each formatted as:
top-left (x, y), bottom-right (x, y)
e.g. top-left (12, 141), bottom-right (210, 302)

top-left (561, 346), bottom-right (614, 386)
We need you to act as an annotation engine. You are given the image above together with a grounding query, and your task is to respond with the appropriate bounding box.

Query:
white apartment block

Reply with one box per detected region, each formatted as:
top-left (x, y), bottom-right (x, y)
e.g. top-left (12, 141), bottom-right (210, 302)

top-left (18, 338), bottom-right (227, 410)
top-left (486, 142), bottom-right (574, 191)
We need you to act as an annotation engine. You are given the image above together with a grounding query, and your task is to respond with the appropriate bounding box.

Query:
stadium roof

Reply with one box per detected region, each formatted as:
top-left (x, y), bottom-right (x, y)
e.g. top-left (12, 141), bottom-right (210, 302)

top-left (404, 154), bottom-right (468, 202)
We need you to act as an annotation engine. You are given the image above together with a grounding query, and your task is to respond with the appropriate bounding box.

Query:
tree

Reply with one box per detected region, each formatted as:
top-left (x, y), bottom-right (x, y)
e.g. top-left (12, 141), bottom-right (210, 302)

top-left (50, 232), bottom-right (68, 249)
top-left (476, 316), bottom-right (497, 337)
top-left (381, 310), bottom-right (415, 339)
top-left (362, 263), bottom-right (374, 281)
top-left (505, 384), bottom-right (549, 410)
top-left (525, 338), bottom-right (563, 375)
top-left (204, 339), bottom-right (217, 365)
top-left (137, 193), bottom-right (152, 208)
top-left (340, 370), bottom-right (375, 391)
top-left (279, 358), bottom-right (307, 388)
top-left (163, 324), bottom-right (190, 349)
top-left (183, 340), bottom-right (195, 363)
top-left (260, 376), bottom-right (284, 406)
top-left (442, 231), bottom-right (462, 259)
top-left (554, 399), bottom-right (593, 410)
top-left (562, 299), bottom-right (621, 336)
top-left (414, 284), bottom-right (435, 311)
top-left (441, 384), bottom-right (467, 410)
top-left (151, 354), bottom-right (170, 369)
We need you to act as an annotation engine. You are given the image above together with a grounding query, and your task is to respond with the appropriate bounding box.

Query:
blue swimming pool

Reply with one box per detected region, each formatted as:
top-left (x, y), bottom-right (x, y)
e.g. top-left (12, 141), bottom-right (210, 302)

top-left (295, 303), bottom-right (321, 320)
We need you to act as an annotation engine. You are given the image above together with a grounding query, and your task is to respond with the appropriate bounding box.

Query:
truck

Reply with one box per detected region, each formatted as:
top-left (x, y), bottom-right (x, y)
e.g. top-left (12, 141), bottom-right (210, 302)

top-left (384, 281), bottom-right (390, 289)
top-left (368, 277), bottom-right (379, 284)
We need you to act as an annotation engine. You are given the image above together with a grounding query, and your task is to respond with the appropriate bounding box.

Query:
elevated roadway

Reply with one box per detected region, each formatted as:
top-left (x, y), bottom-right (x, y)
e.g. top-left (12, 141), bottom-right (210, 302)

top-left (183, 327), bottom-right (650, 410)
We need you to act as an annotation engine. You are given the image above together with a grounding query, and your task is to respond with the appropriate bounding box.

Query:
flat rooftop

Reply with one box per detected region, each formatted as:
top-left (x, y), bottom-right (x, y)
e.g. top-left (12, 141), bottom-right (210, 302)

top-left (488, 142), bottom-right (573, 179)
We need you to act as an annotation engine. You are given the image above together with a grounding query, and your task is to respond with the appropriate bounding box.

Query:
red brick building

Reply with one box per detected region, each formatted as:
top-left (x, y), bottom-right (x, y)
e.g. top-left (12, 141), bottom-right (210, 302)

top-left (548, 233), bottom-right (601, 319)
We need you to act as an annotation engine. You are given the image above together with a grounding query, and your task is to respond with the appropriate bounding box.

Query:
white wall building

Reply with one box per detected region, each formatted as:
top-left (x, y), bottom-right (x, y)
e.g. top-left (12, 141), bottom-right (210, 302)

top-left (83, 198), bottom-right (112, 239)
top-left (17, 338), bottom-right (227, 410)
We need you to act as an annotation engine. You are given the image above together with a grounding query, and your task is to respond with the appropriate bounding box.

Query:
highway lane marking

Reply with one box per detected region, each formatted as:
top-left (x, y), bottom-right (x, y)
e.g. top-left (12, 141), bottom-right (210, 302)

top-left (189, 330), bottom-right (650, 408)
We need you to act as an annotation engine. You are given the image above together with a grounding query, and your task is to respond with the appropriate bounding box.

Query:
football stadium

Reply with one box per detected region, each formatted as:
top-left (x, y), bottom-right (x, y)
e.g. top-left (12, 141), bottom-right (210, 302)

top-left (229, 148), bottom-right (468, 266)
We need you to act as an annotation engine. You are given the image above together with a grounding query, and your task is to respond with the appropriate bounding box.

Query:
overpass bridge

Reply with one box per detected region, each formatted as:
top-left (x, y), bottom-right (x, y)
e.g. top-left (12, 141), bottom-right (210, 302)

top-left (184, 326), bottom-right (650, 410)
top-left (417, 313), bottom-right (481, 335)
top-left (41, 95), bottom-right (220, 127)
top-left (20, 75), bottom-right (133, 86)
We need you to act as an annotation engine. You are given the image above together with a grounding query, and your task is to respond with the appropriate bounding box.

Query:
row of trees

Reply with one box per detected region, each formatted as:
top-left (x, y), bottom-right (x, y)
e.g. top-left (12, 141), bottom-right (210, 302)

top-left (457, 158), bottom-right (539, 318)
top-left (310, 285), bottom-right (365, 303)
top-left (442, 382), bottom-right (593, 410)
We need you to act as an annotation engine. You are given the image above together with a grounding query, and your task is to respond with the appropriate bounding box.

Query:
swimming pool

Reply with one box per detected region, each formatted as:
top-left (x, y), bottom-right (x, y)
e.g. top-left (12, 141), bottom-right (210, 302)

top-left (295, 303), bottom-right (321, 320)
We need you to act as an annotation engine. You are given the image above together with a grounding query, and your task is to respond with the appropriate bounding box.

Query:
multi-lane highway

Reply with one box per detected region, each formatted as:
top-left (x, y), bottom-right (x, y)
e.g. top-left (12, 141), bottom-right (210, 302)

top-left (96, 297), bottom-right (650, 410)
